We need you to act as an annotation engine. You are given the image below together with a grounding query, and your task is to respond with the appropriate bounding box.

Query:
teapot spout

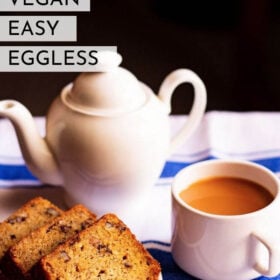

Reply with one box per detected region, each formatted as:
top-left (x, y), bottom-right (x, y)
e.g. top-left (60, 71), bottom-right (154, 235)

top-left (0, 100), bottom-right (63, 185)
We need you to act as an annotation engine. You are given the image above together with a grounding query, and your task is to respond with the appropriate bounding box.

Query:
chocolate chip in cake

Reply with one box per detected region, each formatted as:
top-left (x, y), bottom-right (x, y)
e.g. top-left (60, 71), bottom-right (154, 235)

top-left (46, 223), bottom-right (56, 233)
top-left (60, 225), bottom-right (72, 233)
top-left (122, 255), bottom-right (132, 268)
top-left (7, 215), bottom-right (27, 225)
top-left (10, 234), bottom-right (16, 240)
top-left (119, 225), bottom-right (127, 233)
top-left (75, 264), bottom-right (80, 272)
top-left (97, 270), bottom-right (106, 277)
top-left (81, 218), bottom-right (95, 230)
top-left (97, 244), bottom-right (112, 255)
top-left (69, 235), bottom-right (81, 246)
top-left (146, 257), bottom-right (152, 266)
top-left (124, 262), bottom-right (133, 268)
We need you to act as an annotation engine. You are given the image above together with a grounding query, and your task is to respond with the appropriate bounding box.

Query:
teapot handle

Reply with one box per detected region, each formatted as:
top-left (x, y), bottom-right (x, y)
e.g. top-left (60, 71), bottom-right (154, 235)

top-left (158, 69), bottom-right (207, 155)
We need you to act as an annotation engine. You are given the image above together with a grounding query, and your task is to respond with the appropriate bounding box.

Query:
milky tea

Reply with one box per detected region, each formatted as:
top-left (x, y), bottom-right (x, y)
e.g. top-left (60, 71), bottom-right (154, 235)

top-left (179, 176), bottom-right (274, 215)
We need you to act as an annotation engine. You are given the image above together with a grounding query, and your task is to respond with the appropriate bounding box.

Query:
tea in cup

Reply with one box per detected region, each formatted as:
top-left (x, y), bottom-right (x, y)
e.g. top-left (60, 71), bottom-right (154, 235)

top-left (179, 176), bottom-right (274, 216)
top-left (171, 159), bottom-right (280, 280)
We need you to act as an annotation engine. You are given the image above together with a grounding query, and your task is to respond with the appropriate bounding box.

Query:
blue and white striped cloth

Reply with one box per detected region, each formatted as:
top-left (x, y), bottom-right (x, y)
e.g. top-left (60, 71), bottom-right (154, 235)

top-left (1, 112), bottom-right (280, 280)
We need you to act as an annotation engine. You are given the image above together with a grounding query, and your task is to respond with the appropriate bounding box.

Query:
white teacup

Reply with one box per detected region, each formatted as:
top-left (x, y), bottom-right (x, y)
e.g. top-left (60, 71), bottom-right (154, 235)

top-left (171, 159), bottom-right (280, 280)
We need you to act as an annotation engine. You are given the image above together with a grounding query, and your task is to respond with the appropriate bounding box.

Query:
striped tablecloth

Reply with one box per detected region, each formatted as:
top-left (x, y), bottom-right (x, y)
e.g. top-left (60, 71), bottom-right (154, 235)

top-left (1, 112), bottom-right (280, 280)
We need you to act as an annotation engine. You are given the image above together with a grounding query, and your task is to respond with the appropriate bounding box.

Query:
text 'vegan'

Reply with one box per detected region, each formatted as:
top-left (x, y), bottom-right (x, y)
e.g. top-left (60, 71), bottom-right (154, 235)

top-left (11, 0), bottom-right (79, 6)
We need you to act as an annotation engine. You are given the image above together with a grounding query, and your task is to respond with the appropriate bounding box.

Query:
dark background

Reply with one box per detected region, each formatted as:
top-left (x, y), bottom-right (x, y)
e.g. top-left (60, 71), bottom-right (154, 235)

top-left (0, 0), bottom-right (280, 115)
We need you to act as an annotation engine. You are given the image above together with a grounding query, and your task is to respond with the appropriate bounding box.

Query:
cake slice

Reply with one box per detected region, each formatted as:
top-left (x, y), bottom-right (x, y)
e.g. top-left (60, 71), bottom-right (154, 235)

top-left (36, 213), bottom-right (161, 280)
top-left (0, 196), bottom-right (63, 262)
top-left (1, 204), bottom-right (96, 280)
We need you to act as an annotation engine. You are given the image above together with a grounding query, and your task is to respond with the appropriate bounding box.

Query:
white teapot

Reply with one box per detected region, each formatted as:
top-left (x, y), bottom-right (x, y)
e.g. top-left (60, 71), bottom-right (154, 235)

top-left (0, 52), bottom-right (206, 221)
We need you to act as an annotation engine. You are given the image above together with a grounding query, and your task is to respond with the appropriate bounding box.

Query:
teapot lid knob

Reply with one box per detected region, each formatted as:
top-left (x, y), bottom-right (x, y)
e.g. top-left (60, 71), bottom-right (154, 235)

top-left (60, 52), bottom-right (148, 117)
top-left (97, 51), bottom-right (122, 71)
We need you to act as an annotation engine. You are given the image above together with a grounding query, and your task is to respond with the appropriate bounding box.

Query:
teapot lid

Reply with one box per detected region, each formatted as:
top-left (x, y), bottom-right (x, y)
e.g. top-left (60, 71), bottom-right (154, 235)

top-left (61, 52), bottom-right (148, 116)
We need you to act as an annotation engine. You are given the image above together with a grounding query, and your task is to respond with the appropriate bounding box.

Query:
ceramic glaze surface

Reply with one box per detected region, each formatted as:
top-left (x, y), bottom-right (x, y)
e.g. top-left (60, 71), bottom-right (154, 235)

top-left (172, 160), bottom-right (280, 280)
top-left (46, 85), bottom-right (170, 218)
top-left (0, 52), bottom-right (207, 225)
